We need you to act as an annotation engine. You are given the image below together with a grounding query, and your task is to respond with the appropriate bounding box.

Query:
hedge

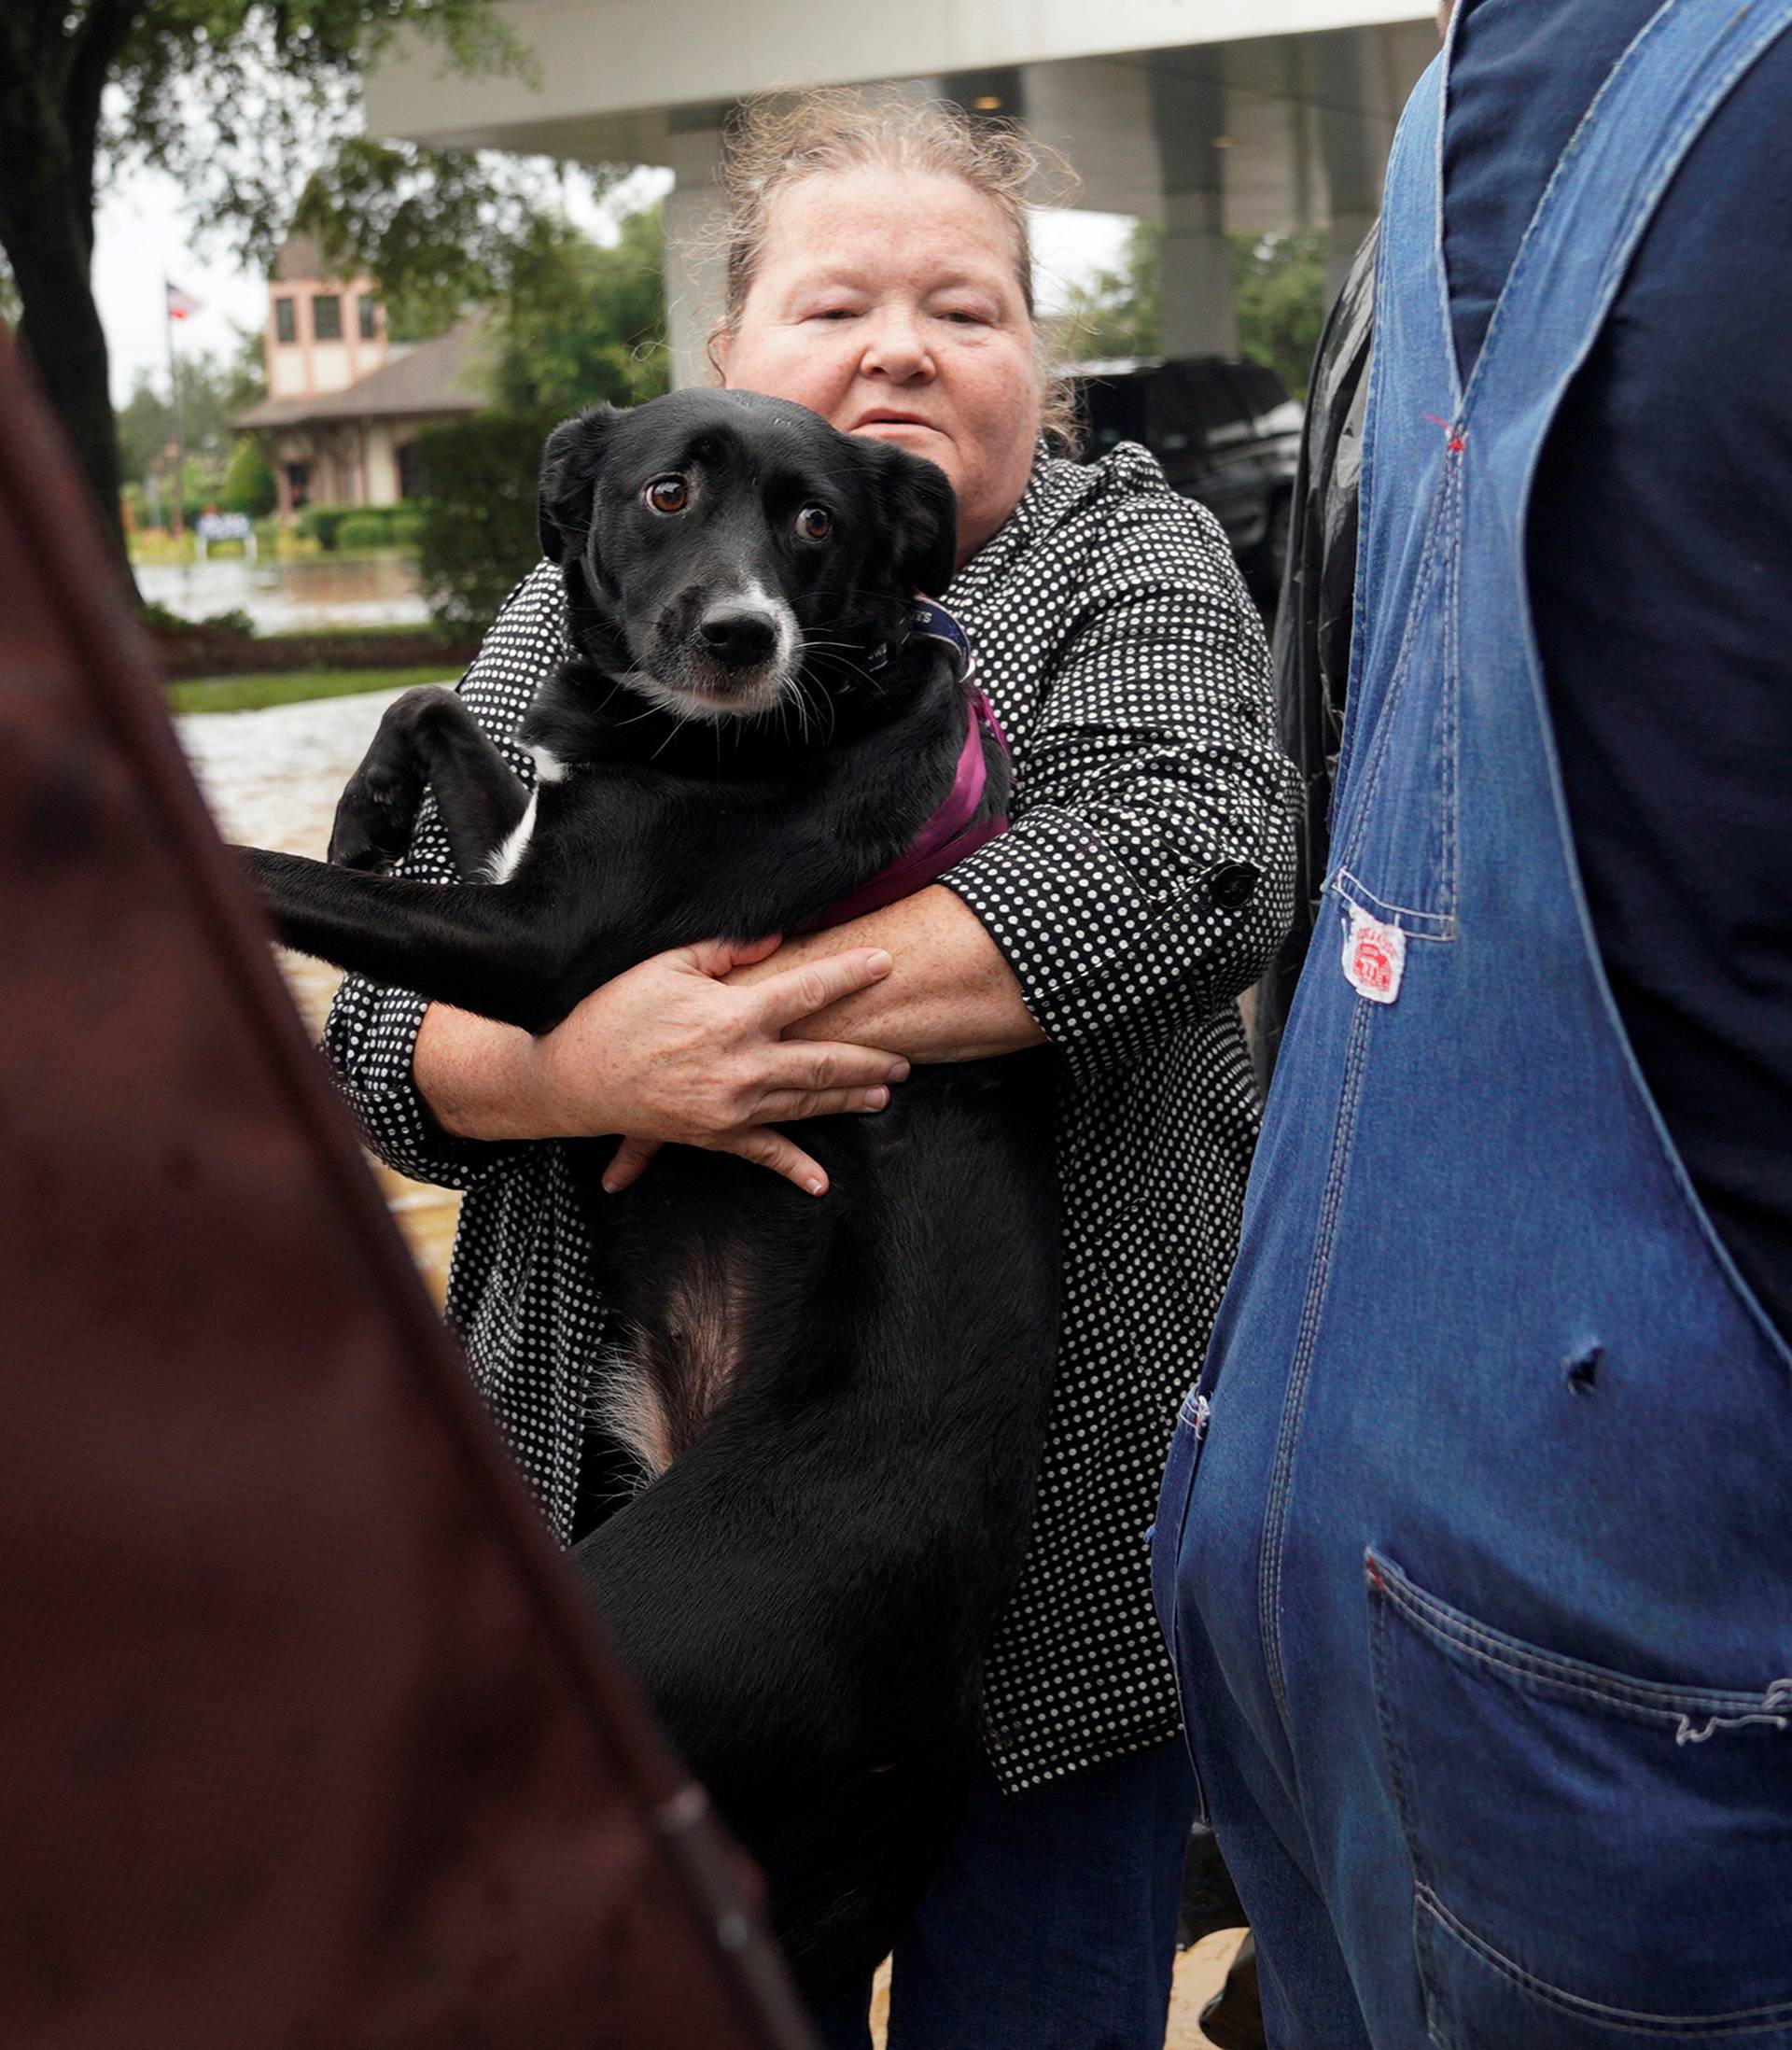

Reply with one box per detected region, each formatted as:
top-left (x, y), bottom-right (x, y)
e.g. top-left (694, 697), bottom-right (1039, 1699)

top-left (294, 502), bottom-right (423, 550)
top-left (336, 512), bottom-right (392, 551)
top-left (410, 411), bottom-right (558, 632)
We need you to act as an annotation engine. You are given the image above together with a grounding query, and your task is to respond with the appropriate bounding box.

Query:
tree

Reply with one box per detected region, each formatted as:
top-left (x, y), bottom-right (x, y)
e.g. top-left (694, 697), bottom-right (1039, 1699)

top-left (1056, 221), bottom-right (1162, 362)
top-left (413, 203), bottom-right (668, 630)
top-left (0, 0), bottom-right (573, 587)
top-left (1233, 232), bottom-right (1327, 399)
top-left (220, 434), bottom-right (277, 515)
top-left (489, 204), bottom-right (669, 418)
top-left (115, 330), bottom-right (263, 487)
top-left (1057, 221), bottom-right (1329, 398)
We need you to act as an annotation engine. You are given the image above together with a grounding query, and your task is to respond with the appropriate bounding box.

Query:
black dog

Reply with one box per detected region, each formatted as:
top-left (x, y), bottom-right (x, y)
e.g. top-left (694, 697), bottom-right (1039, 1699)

top-left (241, 388), bottom-right (1061, 1997)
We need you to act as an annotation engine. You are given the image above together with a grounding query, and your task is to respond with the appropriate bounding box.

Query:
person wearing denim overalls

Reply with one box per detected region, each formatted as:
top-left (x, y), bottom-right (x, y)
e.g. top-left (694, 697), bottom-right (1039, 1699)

top-left (1155, 3), bottom-right (1792, 2044)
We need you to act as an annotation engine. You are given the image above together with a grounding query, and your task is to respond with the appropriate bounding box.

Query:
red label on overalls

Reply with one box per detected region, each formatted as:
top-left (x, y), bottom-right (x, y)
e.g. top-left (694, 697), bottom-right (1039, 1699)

top-left (1342, 906), bottom-right (1406, 1004)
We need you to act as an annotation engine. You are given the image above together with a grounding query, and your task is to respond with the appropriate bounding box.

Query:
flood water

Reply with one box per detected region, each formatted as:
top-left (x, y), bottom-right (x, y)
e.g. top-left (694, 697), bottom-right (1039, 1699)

top-left (177, 686), bottom-right (462, 1298)
top-left (141, 553), bottom-right (429, 633)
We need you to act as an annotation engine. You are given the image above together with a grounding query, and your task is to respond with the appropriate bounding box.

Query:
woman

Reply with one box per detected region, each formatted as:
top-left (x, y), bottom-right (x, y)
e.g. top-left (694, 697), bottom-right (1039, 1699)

top-left (326, 91), bottom-right (1293, 2048)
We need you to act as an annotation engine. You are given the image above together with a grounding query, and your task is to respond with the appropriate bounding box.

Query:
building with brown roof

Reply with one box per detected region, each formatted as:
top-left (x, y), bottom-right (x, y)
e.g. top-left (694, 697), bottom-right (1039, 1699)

top-left (232, 232), bottom-right (488, 516)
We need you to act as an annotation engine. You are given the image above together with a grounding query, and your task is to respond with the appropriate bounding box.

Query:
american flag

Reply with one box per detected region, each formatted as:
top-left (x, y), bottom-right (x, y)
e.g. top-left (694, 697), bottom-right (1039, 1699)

top-left (165, 280), bottom-right (202, 321)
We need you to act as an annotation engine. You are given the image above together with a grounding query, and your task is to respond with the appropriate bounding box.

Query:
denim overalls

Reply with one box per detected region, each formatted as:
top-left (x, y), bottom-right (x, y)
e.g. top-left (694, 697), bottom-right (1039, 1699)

top-left (1154, 5), bottom-right (1792, 2044)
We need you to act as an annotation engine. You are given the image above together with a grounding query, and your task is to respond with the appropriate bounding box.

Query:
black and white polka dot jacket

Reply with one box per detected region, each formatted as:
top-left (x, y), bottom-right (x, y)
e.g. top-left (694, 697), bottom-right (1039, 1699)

top-left (323, 441), bottom-right (1295, 1792)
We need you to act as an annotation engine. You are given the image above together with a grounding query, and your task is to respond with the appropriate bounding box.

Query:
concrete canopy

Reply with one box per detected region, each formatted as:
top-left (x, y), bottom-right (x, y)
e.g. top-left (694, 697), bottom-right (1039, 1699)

top-left (365, 0), bottom-right (1435, 379)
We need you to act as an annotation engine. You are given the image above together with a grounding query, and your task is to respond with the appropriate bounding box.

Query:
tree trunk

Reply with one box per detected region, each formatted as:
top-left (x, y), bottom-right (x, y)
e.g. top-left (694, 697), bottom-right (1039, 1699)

top-left (5, 185), bottom-right (137, 600)
top-left (0, 0), bottom-right (143, 608)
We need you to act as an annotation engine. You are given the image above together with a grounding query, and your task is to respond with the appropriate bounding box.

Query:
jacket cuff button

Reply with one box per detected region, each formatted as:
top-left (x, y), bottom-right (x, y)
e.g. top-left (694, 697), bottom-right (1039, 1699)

top-left (1204, 861), bottom-right (1260, 911)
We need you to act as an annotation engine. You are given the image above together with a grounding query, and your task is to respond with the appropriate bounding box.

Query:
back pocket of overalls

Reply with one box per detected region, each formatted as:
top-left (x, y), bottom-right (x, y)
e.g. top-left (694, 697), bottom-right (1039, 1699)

top-left (1366, 1551), bottom-right (1792, 2049)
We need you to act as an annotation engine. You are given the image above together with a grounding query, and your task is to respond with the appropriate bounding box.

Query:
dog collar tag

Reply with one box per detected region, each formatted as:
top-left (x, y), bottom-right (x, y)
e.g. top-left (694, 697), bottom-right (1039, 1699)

top-left (1341, 905), bottom-right (1406, 1004)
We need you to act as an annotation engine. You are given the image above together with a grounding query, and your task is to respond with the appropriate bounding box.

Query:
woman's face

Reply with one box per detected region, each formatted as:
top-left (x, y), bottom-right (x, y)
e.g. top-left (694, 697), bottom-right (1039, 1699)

top-left (718, 168), bottom-right (1043, 570)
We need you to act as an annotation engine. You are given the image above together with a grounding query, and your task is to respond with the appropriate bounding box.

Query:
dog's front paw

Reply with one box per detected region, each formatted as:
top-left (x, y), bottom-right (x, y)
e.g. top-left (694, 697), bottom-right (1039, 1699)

top-left (327, 769), bottom-right (416, 872)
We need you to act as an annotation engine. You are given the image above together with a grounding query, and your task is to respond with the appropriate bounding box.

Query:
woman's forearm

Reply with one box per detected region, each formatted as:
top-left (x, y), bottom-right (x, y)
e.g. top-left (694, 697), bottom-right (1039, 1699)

top-left (727, 886), bottom-right (1045, 1061)
top-left (413, 1004), bottom-right (553, 1140)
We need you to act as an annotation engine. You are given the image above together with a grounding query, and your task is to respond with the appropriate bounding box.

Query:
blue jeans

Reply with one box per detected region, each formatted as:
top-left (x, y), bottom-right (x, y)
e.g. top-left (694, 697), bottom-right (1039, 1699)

top-left (811, 1739), bottom-right (1197, 2050)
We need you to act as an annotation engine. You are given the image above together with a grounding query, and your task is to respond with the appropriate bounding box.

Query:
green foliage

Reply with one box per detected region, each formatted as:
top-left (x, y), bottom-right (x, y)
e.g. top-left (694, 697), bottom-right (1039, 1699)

top-left (221, 435), bottom-right (278, 515)
top-left (290, 503), bottom-right (423, 549)
top-left (411, 411), bottom-right (551, 631)
top-left (139, 600), bottom-right (198, 636)
top-left (335, 512), bottom-right (391, 549)
top-left (100, 4), bottom-right (628, 337)
top-left (488, 204), bottom-right (669, 417)
top-left (139, 600), bottom-right (257, 637)
top-left (1233, 232), bottom-right (1327, 398)
top-left (1056, 221), bottom-right (1328, 397)
top-left (294, 503), bottom-right (354, 550)
top-left (202, 607), bottom-right (259, 636)
top-left (107, 3), bottom-right (538, 276)
top-left (1056, 221), bottom-right (1162, 362)
top-left (0, 0), bottom-right (628, 580)
top-left (411, 202), bottom-right (669, 629)
top-left (167, 665), bottom-right (456, 715)
top-left (115, 332), bottom-right (265, 492)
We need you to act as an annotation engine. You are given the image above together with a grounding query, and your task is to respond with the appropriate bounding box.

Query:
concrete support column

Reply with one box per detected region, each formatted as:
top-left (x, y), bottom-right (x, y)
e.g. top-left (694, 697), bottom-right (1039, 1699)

top-left (660, 125), bottom-right (728, 392)
top-left (1149, 63), bottom-right (1237, 358)
top-left (1318, 28), bottom-right (1378, 300)
top-left (1160, 190), bottom-right (1239, 356)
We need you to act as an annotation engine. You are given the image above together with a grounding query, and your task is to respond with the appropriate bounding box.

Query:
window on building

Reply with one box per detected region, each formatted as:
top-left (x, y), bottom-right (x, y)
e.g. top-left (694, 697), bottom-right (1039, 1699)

top-left (357, 294), bottom-right (379, 341)
top-left (273, 297), bottom-right (297, 344)
top-left (313, 294), bottom-right (343, 342)
top-left (286, 461), bottom-right (311, 510)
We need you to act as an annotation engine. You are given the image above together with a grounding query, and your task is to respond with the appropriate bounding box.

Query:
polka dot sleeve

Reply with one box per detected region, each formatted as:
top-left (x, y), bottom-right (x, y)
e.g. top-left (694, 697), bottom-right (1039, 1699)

top-left (944, 476), bottom-right (1295, 1078)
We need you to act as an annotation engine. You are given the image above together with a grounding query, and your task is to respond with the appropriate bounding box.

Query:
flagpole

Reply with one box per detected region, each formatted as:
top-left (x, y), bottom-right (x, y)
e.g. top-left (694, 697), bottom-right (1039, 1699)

top-left (164, 278), bottom-right (185, 541)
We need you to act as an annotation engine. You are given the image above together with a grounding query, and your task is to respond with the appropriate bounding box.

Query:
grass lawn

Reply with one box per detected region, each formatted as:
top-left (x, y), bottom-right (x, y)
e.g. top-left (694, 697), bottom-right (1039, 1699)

top-left (167, 667), bottom-right (456, 715)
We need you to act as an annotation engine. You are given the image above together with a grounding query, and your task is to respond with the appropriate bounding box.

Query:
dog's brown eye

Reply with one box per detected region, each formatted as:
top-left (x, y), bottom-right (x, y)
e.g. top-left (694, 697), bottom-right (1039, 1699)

top-left (646, 477), bottom-right (690, 514)
top-left (796, 505), bottom-right (833, 541)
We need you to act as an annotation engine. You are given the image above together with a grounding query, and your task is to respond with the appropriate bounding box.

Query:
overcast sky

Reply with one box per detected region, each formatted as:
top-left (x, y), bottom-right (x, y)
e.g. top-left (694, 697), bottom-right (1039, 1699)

top-left (92, 160), bottom-right (1131, 406)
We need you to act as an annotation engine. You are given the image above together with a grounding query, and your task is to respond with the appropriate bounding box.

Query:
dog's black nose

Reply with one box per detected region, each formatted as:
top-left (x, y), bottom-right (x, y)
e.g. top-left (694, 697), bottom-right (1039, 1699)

top-left (698, 606), bottom-right (780, 670)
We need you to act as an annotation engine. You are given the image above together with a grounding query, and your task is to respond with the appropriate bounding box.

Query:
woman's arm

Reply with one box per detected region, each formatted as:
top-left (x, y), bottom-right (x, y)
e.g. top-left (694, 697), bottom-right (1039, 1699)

top-left (736, 483), bottom-right (1296, 1075)
top-left (724, 884), bottom-right (1045, 1060)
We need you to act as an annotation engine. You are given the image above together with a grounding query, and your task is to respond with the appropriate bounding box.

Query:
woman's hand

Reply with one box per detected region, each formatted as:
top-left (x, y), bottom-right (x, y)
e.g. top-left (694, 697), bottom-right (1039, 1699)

top-left (413, 935), bottom-right (909, 1195)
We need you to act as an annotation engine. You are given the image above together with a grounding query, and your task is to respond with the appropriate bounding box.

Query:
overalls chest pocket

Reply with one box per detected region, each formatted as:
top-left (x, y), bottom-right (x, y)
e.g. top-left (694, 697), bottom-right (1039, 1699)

top-left (1327, 453), bottom-right (1462, 948)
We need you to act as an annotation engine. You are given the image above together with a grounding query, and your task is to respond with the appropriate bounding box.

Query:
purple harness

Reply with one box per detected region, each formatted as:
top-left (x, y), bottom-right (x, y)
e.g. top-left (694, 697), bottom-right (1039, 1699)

top-left (803, 600), bottom-right (1010, 933)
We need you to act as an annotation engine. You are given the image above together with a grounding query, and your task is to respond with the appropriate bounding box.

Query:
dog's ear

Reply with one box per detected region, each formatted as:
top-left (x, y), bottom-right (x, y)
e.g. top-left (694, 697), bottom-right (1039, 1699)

top-left (858, 440), bottom-right (959, 597)
top-left (538, 404), bottom-right (623, 565)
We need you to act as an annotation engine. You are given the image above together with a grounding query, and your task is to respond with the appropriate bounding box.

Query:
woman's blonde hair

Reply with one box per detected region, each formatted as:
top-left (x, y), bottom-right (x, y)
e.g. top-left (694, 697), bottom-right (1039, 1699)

top-left (703, 87), bottom-right (1081, 448)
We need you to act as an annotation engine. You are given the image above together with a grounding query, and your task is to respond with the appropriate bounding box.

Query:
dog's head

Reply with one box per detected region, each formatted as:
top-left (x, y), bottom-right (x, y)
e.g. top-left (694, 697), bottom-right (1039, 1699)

top-left (537, 389), bottom-right (958, 723)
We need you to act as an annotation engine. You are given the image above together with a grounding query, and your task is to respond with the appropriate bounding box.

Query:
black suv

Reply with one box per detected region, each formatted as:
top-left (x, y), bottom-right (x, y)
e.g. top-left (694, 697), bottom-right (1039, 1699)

top-left (1071, 356), bottom-right (1302, 598)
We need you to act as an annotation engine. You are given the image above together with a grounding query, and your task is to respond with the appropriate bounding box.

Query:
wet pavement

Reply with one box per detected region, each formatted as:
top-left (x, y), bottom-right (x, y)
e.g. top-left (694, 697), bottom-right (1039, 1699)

top-left (176, 685), bottom-right (461, 1298)
top-left (141, 553), bottom-right (429, 633)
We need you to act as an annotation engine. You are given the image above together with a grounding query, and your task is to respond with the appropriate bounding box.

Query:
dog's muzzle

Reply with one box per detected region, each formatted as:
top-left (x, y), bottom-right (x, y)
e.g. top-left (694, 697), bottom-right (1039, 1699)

top-left (641, 593), bottom-right (798, 720)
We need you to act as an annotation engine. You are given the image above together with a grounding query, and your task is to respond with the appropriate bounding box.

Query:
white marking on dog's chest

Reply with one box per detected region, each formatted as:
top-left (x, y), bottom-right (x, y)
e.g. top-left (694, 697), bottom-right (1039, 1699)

top-left (485, 791), bottom-right (538, 884)
top-left (529, 744), bottom-right (569, 785)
